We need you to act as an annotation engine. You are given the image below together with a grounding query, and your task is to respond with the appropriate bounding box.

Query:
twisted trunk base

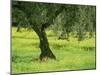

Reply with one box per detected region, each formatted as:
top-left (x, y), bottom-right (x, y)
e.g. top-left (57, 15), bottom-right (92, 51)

top-left (38, 30), bottom-right (56, 61)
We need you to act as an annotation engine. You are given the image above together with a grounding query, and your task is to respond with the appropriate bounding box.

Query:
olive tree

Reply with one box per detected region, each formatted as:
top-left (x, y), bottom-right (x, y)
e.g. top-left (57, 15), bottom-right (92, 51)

top-left (12, 1), bottom-right (65, 60)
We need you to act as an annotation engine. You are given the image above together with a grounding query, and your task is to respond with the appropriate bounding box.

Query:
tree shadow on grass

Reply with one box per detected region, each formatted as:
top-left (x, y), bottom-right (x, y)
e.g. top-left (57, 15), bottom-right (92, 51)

top-left (12, 55), bottom-right (40, 63)
top-left (12, 36), bottom-right (38, 39)
top-left (81, 46), bottom-right (96, 51)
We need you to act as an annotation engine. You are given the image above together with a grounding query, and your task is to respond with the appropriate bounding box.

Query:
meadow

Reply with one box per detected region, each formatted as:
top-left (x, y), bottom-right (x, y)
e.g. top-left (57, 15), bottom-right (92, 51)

top-left (12, 27), bottom-right (96, 74)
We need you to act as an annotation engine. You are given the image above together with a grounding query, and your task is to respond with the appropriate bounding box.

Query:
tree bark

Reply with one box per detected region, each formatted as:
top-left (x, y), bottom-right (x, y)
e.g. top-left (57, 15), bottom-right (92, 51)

top-left (38, 30), bottom-right (56, 61)
top-left (32, 23), bottom-right (56, 61)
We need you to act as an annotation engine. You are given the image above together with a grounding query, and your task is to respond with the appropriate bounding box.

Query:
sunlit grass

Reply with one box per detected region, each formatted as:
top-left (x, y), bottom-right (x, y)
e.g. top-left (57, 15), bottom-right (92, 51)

top-left (12, 27), bottom-right (96, 74)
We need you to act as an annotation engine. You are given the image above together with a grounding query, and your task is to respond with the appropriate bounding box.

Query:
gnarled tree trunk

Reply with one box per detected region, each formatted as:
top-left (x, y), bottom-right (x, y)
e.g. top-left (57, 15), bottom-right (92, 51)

top-left (38, 30), bottom-right (56, 61)
top-left (32, 23), bottom-right (56, 61)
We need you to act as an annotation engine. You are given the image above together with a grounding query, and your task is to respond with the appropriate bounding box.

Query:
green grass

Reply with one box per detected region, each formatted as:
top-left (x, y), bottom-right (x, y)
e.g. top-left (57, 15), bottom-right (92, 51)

top-left (12, 27), bottom-right (96, 74)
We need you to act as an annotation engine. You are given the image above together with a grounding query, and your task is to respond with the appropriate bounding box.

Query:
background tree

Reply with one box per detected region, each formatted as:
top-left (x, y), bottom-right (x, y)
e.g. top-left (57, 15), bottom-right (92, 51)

top-left (51, 5), bottom-right (96, 41)
top-left (76, 5), bottom-right (96, 40)
top-left (51, 5), bottom-right (79, 40)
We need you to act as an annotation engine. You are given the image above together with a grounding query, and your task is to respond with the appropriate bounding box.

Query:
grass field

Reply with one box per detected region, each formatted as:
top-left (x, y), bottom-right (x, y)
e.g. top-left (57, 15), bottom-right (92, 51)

top-left (12, 27), bottom-right (96, 74)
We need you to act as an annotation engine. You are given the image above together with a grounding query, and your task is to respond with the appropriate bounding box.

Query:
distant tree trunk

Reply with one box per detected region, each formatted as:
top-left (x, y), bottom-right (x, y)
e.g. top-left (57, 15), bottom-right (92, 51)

top-left (58, 31), bottom-right (66, 39)
top-left (58, 31), bottom-right (69, 41)
top-left (89, 31), bottom-right (94, 38)
top-left (17, 24), bottom-right (21, 32)
top-left (66, 32), bottom-right (70, 41)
